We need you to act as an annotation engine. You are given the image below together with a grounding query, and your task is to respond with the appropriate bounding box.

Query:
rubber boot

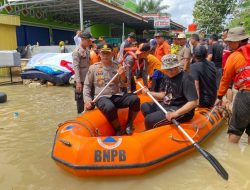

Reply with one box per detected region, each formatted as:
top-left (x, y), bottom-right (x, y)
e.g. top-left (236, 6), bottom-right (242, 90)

top-left (126, 111), bottom-right (138, 135)
top-left (110, 119), bottom-right (122, 136)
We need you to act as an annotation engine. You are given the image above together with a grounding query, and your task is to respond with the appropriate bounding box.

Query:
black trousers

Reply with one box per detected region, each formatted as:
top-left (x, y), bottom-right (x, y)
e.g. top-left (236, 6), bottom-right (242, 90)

top-left (141, 102), bottom-right (194, 130)
top-left (96, 94), bottom-right (140, 122)
top-left (228, 90), bottom-right (250, 136)
top-left (74, 82), bottom-right (84, 114)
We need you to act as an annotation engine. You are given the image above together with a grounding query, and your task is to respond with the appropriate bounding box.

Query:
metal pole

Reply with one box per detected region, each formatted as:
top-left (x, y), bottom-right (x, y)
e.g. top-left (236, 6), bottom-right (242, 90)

top-left (122, 22), bottom-right (125, 41)
top-left (79, 0), bottom-right (83, 30)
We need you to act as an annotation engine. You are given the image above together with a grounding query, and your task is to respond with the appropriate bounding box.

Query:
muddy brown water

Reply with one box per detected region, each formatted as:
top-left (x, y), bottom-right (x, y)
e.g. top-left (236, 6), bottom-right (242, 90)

top-left (0, 85), bottom-right (249, 190)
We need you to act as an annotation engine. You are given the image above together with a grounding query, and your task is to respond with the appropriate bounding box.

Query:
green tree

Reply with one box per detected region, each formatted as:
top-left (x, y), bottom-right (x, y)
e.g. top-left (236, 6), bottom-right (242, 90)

top-left (136, 0), bottom-right (169, 14)
top-left (193, 0), bottom-right (236, 34)
top-left (228, 0), bottom-right (250, 33)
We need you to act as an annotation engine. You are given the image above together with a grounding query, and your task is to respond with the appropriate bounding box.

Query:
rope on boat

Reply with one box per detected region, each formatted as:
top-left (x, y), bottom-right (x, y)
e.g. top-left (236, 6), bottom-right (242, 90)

top-left (58, 120), bottom-right (95, 137)
top-left (152, 106), bottom-right (231, 143)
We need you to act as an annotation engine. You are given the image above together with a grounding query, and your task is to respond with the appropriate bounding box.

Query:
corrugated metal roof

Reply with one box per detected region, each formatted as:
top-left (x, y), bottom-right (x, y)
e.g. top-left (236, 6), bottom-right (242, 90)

top-left (0, 0), bottom-right (149, 29)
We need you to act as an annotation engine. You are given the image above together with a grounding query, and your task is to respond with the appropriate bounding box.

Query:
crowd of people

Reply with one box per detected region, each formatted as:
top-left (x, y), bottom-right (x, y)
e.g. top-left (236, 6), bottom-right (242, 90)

top-left (72, 26), bottom-right (250, 143)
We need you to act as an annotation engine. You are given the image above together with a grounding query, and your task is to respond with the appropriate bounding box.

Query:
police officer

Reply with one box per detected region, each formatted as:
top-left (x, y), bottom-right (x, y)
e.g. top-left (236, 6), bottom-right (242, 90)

top-left (83, 44), bottom-right (140, 135)
top-left (73, 31), bottom-right (95, 114)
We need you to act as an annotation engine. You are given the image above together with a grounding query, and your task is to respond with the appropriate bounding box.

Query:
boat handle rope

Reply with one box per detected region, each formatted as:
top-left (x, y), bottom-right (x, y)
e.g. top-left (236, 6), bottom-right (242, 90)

top-left (169, 126), bottom-right (199, 142)
top-left (58, 120), bottom-right (95, 137)
top-left (170, 105), bottom-right (231, 142)
top-left (59, 139), bottom-right (72, 147)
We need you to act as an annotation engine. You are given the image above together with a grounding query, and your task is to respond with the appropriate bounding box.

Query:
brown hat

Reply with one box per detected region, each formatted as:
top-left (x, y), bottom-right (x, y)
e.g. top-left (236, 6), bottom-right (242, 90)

top-left (225, 27), bottom-right (250, 42)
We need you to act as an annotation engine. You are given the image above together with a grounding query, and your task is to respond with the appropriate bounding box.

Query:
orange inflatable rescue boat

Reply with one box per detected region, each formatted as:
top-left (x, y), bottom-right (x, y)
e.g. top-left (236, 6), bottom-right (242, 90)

top-left (51, 95), bottom-right (224, 177)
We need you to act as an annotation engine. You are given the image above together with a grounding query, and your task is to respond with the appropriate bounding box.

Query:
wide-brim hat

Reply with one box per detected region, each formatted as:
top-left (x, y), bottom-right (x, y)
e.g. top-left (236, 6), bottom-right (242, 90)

top-left (161, 54), bottom-right (181, 70)
top-left (177, 33), bottom-right (186, 39)
top-left (225, 27), bottom-right (250, 42)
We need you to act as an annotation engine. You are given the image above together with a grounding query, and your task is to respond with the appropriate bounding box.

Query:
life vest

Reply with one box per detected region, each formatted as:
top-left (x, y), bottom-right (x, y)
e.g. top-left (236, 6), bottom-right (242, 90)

top-left (222, 49), bottom-right (232, 69)
top-left (119, 47), bottom-right (139, 72)
top-left (234, 44), bottom-right (250, 90)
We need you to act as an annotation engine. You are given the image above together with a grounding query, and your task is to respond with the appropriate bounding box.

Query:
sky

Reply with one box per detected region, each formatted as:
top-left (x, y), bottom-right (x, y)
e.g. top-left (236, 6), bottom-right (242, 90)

top-left (162, 0), bottom-right (195, 28)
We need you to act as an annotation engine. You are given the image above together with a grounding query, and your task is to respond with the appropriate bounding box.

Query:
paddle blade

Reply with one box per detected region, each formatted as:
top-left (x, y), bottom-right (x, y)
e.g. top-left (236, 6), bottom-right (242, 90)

top-left (194, 144), bottom-right (229, 180)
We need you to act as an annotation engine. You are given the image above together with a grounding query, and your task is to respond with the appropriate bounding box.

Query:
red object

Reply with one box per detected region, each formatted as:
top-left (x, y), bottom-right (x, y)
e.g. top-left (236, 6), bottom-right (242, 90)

top-left (234, 44), bottom-right (250, 90)
top-left (188, 23), bottom-right (197, 32)
top-left (120, 48), bottom-right (139, 72)
top-left (222, 50), bottom-right (232, 69)
top-left (60, 60), bottom-right (75, 74)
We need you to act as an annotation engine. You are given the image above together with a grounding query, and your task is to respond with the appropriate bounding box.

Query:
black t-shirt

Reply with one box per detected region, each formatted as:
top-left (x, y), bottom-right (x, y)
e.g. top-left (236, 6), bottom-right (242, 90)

top-left (208, 42), bottom-right (223, 68)
top-left (160, 71), bottom-right (198, 107)
top-left (190, 60), bottom-right (217, 107)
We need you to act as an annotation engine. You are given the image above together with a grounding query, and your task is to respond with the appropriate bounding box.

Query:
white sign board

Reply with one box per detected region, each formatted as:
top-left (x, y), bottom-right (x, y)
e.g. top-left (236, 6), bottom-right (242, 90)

top-left (154, 16), bottom-right (170, 28)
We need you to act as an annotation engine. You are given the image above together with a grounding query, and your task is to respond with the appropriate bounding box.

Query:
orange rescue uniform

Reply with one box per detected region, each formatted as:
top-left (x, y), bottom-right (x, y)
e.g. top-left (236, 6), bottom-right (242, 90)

top-left (154, 41), bottom-right (170, 61)
top-left (218, 44), bottom-right (250, 98)
top-left (147, 54), bottom-right (161, 76)
top-left (90, 50), bottom-right (100, 65)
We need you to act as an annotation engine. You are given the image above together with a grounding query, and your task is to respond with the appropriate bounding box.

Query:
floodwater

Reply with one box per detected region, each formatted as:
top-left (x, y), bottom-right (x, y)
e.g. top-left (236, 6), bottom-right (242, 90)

top-left (0, 85), bottom-right (249, 190)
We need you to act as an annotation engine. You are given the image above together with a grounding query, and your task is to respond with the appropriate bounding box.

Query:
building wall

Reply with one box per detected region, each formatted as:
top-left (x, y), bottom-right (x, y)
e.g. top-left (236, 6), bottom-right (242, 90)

top-left (0, 24), bottom-right (17, 50)
top-left (0, 14), bottom-right (20, 50)
top-left (0, 14), bottom-right (20, 76)
top-left (91, 24), bottom-right (110, 37)
top-left (0, 24), bottom-right (18, 76)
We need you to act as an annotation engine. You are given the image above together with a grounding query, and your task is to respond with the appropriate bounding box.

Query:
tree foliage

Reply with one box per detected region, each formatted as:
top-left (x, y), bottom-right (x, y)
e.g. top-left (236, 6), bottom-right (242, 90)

top-left (193, 0), bottom-right (236, 34)
top-left (228, 0), bottom-right (250, 34)
top-left (136, 0), bottom-right (169, 14)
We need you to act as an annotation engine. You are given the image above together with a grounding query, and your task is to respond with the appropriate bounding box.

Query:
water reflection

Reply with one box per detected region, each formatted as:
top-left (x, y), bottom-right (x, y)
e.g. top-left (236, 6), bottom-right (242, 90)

top-left (0, 85), bottom-right (249, 190)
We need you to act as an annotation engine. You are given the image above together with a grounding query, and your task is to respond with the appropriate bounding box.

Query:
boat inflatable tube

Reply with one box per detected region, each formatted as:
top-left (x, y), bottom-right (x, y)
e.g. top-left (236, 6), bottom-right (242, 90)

top-left (51, 95), bottom-right (225, 177)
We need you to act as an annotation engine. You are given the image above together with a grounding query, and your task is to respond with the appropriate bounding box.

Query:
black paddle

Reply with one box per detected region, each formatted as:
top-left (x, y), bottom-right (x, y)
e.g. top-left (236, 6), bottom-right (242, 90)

top-left (137, 82), bottom-right (229, 180)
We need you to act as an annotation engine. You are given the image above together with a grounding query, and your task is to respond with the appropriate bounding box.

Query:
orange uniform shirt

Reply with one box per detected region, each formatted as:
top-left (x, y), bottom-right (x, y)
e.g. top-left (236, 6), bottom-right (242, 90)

top-left (147, 54), bottom-right (161, 76)
top-left (155, 41), bottom-right (170, 61)
top-left (90, 50), bottom-right (100, 65)
top-left (218, 49), bottom-right (250, 97)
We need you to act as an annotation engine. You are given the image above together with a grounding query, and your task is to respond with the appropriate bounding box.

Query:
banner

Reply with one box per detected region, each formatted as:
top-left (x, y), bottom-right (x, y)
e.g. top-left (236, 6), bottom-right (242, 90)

top-left (154, 16), bottom-right (170, 29)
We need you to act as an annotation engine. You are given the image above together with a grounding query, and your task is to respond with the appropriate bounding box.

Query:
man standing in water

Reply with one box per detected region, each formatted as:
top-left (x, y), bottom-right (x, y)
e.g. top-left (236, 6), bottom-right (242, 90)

top-left (73, 31), bottom-right (95, 114)
top-left (84, 44), bottom-right (140, 135)
top-left (215, 27), bottom-right (250, 144)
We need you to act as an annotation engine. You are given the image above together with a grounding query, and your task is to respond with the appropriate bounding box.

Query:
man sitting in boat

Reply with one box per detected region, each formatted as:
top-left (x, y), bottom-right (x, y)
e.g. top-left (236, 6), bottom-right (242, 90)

top-left (141, 54), bottom-right (198, 129)
top-left (83, 44), bottom-right (140, 135)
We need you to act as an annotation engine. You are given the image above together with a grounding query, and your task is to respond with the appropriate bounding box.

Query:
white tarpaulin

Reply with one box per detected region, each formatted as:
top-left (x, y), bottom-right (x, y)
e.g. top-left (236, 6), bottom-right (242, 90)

top-left (26, 53), bottom-right (74, 75)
